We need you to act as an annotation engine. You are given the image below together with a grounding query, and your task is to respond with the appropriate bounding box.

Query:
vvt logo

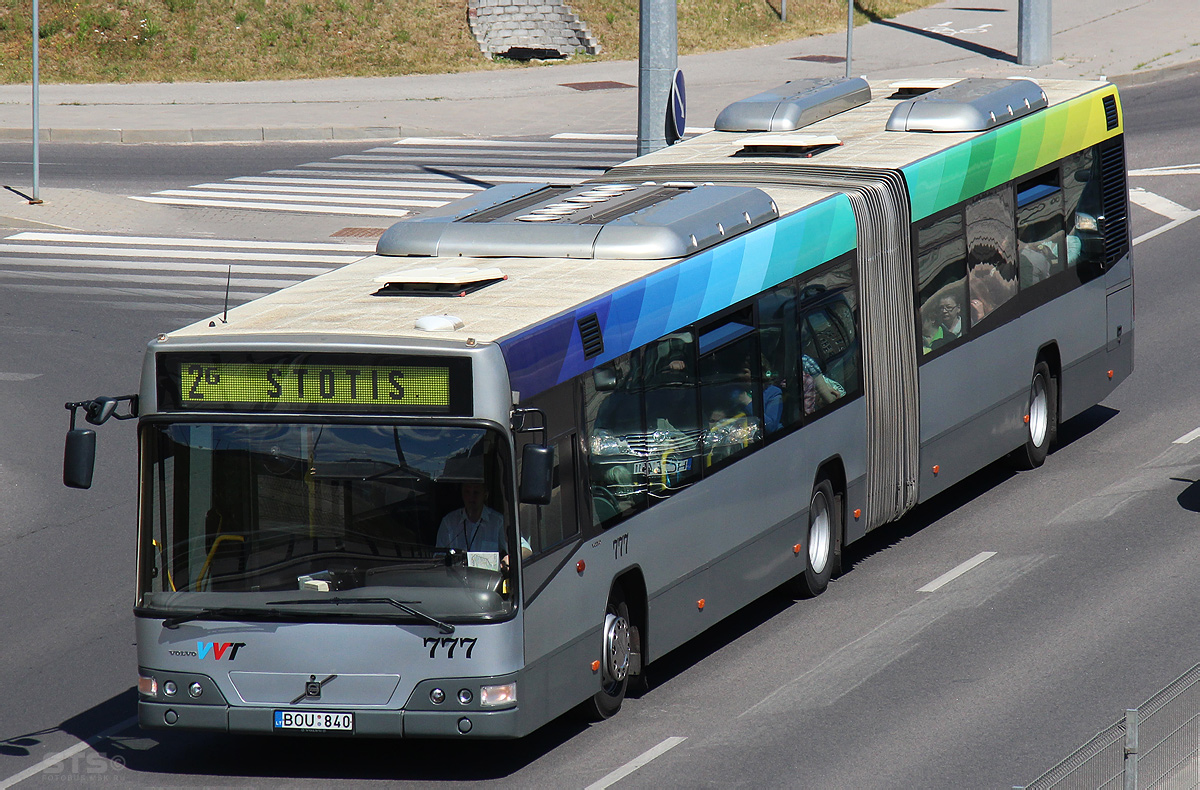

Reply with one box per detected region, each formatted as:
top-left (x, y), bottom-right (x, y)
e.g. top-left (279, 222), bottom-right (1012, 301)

top-left (197, 641), bottom-right (246, 660)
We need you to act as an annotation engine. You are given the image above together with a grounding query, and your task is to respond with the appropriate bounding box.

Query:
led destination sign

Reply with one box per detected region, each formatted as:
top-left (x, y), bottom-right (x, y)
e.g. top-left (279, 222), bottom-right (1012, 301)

top-left (158, 353), bottom-right (472, 414)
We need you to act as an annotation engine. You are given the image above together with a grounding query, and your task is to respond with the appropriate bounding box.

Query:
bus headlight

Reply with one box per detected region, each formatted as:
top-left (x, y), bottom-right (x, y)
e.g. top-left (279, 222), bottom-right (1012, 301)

top-left (1075, 211), bottom-right (1099, 232)
top-left (480, 682), bottom-right (517, 707)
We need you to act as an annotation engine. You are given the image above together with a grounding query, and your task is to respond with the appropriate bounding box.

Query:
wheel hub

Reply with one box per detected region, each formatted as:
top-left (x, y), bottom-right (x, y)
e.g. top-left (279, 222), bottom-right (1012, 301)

top-left (602, 612), bottom-right (630, 684)
top-left (1030, 376), bottom-right (1048, 446)
top-left (809, 499), bottom-right (830, 575)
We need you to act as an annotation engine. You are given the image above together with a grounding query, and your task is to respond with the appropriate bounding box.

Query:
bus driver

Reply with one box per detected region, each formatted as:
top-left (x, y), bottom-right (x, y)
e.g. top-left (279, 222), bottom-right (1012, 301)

top-left (436, 480), bottom-right (531, 569)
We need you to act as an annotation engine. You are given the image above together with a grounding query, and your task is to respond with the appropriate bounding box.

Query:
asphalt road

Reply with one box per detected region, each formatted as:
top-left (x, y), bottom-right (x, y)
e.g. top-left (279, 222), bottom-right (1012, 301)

top-left (0, 74), bottom-right (1198, 789)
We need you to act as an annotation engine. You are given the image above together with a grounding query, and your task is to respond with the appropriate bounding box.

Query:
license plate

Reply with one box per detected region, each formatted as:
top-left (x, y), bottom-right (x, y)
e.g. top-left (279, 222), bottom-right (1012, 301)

top-left (274, 710), bottom-right (354, 732)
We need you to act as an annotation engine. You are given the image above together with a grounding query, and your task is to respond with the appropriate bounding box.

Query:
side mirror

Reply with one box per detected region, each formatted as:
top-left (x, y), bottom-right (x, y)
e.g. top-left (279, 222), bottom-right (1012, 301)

top-left (63, 429), bottom-right (97, 489)
top-left (593, 368), bottom-right (618, 392)
top-left (519, 444), bottom-right (553, 505)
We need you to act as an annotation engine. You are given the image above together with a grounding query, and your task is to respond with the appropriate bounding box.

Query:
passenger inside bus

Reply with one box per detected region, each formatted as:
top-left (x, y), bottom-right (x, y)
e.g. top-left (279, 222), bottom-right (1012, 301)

top-left (937, 292), bottom-right (964, 338)
top-left (802, 354), bottom-right (845, 415)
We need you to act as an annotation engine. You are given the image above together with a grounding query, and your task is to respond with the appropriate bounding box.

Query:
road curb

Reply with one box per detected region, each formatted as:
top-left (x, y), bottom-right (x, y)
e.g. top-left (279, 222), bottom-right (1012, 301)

top-left (0, 57), bottom-right (1197, 144)
top-left (1109, 58), bottom-right (1200, 89)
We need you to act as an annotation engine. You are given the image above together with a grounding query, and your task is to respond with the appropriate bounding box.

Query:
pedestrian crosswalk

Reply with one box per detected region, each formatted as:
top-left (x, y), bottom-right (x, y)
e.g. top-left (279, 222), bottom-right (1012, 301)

top-left (132, 133), bottom-right (639, 217)
top-left (0, 231), bottom-right (373, 313)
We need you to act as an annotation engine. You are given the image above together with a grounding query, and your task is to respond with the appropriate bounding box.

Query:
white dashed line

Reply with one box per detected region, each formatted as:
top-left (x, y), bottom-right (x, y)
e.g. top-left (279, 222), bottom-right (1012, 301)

top-left (584, 737), bottom-right (687, 790)
top-left (917, 552), bottom-right (997, 593)
top-left (1173, 427), bottom-right (1200, 445)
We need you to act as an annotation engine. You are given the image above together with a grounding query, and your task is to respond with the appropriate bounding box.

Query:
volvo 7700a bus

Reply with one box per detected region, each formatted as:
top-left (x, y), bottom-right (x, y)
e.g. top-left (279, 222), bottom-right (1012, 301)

top-left (65, 76), bottom-right (1132, 738)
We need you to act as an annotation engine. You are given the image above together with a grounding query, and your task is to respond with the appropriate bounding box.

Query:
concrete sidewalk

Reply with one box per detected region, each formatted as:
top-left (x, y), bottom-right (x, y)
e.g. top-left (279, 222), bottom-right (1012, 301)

top-left (0, 0), bottom-right (1197, 143)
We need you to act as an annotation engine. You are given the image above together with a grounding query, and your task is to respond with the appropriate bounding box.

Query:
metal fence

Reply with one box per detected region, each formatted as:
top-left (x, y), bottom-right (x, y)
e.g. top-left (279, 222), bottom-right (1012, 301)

top-left (1020, 661), bottom-right (1200, 790)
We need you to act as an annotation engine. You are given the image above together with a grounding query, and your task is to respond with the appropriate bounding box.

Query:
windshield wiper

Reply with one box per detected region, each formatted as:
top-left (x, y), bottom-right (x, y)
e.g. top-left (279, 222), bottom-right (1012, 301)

top-left (265, 596), bottom-right (455, 634)
top-left (160, 606), bottom-right (289, 629)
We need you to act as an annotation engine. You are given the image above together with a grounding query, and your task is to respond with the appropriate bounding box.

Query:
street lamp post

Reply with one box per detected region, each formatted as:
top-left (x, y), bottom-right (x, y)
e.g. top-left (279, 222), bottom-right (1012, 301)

top-left (31, 0), bottom-right (42, 204)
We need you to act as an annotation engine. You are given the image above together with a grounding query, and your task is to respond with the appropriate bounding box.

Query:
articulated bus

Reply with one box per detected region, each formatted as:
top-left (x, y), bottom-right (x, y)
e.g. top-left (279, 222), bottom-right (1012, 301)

top-left (64, 76), bottom-right (1132, 738)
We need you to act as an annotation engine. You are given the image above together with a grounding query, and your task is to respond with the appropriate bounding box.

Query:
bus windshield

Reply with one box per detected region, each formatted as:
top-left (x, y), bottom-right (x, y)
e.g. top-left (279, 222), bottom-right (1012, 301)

top-left (138, 422), bottom-right (517, 623)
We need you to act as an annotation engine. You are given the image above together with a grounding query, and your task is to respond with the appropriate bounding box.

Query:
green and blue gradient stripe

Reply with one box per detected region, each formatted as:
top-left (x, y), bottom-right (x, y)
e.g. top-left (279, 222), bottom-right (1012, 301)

top-left (499, 194), bottom-right (857, 399)
top-left (905, 86), bottom-right (1123, 222)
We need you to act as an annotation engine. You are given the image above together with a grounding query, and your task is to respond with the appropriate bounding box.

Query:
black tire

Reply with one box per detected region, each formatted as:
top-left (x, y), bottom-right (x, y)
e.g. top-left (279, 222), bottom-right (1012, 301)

top-left (585, 587), bottom-right (631, 720)
top-left (1012, 361), bottom-right (1057, 470)
top-left (793, 479), bottom-right (840, 599)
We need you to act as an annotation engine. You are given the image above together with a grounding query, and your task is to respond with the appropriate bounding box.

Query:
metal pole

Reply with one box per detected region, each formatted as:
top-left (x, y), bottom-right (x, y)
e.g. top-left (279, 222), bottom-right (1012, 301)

top-left (637, 0), bottom-right (676, 156)
top-left (31, 0), bottom-right (41, 203)
top-left (1124, 708), bottom-right (1139, 790)
top-left (845, 0), bottom-right (853, 79)
top-left (781, 0), bottom-right (786, 24)
top-left (1017, 0), bottom-right (1052, 66)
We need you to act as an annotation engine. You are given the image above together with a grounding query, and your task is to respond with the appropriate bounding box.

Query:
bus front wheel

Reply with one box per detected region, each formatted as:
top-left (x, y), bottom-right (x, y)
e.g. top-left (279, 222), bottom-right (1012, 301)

top-left (586, 587), bottom-right (631, 720)
top-left (1013, 362), bottom-right (1056, 470)
top-left (794, 479), bottom-right (839, 598)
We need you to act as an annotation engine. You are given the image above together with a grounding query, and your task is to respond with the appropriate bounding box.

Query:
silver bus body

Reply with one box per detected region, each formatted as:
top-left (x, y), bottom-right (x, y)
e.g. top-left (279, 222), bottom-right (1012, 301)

top-left (129, 77), bottom-right (1132, 738)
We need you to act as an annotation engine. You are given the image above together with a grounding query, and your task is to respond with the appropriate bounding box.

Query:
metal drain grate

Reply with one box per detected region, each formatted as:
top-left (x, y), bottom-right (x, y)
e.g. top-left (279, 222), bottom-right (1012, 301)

top-left (331, 227), bottom-right (387, 238)
top-left (560, 81), bottom-right (635, 91)
top-left (789, 55), bottom-right (846, 63)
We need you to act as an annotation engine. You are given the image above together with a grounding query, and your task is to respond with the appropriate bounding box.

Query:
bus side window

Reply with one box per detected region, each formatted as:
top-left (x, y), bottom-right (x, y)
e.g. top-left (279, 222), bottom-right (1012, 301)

top-left (584, 351), bottom-right (647, 528)
top-left (966, 186), bottom-right (1018, 325)
top-left (1063, 147), bottom-right (1105, 276)
top-left (798, 258), bottom-right (859, 417)
top-left (1015, 170), bottom-right (1066, 291)
top-left (698, 309), bottom-right (761, 468)
top-left (915, 211), bottom-right (968, 357)
top-left (757, 285), bottom-right (801, 436)
top-left (520, 435), bottom-right (579, 556)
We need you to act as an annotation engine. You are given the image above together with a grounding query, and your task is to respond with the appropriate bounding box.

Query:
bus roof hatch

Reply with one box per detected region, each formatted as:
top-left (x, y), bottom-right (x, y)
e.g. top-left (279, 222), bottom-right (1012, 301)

top-left (714, 76), bottom-right (871, 133)
top-left (375, 182), bottom-right (779, 261)
top-left (885, 78), bottom-right (1048, 133)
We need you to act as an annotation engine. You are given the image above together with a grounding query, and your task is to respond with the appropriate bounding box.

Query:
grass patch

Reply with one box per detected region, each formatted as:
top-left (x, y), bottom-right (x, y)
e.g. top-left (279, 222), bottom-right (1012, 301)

top-left (0, 0), bottom-right (939, 84)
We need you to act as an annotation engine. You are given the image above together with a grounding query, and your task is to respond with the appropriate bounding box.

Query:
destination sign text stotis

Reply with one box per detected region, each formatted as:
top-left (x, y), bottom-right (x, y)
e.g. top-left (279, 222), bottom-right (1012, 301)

top-left (180, 362), bottom-right (451, 408)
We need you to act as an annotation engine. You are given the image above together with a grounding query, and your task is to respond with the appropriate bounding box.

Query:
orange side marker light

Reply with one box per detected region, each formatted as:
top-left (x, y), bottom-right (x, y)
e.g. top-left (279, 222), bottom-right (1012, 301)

top-left (1023, 414), bottom-right (1030, 424)
top-left (576, 560), bottom-right (586, 574)
top-left (793, 543), bottom-right (802, 555)
top-left (1108, 370), bottom-right (1114, 380)
top-left (697, 599), bottom-right (706, 611)
top-left (932, 465), bottom-right (940, 475)
top-left (591, 660), bottom-right (601, 673)
top-left (853, 508), bottom-right (862, 520)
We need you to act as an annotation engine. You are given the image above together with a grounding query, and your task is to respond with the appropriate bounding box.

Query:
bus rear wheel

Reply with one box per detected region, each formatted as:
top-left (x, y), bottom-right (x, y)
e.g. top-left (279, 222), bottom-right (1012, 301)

top-left (793, 479), bottom-right (839, 599)
top-left (1013, 361), bottom-right (1057, 470)
top-left (586, 587), bottom-right (631, 720)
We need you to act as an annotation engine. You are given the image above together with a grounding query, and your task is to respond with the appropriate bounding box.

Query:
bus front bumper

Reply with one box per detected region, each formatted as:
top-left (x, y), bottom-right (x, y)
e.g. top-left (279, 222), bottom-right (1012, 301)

top-left (137, 701), bottom-right (522, 738)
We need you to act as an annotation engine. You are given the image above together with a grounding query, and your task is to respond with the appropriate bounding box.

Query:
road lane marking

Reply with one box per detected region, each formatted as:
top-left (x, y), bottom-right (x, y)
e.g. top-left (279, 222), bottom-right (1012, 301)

top-left (6, 232), bottom-right (374, 252)
top-left (184, 182), bottom-right (475, 199)
top-left (1174, 426), bottom-right (1200, 445)
top-left (552, 132), bottom-right (636, 140)
top-left (230, 175), bottom-right (483, 191)
top-left (1133, 214), bottom-right (1198, 246)
top-left (398, 136), bottom-right (633, 149)
top-left (4, 258), bottom-right (328, 276)
top-left (917, 551), bottom-right (997, 592)
top-left (1129, 163), bottom-right (1200, 176)
top-left (585, 737), bottom-right (687, 790)
top-left (1128, 187), bottom-right (1194, 219)
top-left (147, 189), bottom-right (445, 208)
top-left (0, 373), bottom-right (41, 381)
top-left (0, 243), bottom-right (357, 265)
top-left (130, 197), bottom-right (411, 217)
top-left (0, 715), bottom-right (137, 790)
top-left (1126, 187), bottom-right (1199, 246)
top-left (741, 554), bottom-right (1044, 719)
